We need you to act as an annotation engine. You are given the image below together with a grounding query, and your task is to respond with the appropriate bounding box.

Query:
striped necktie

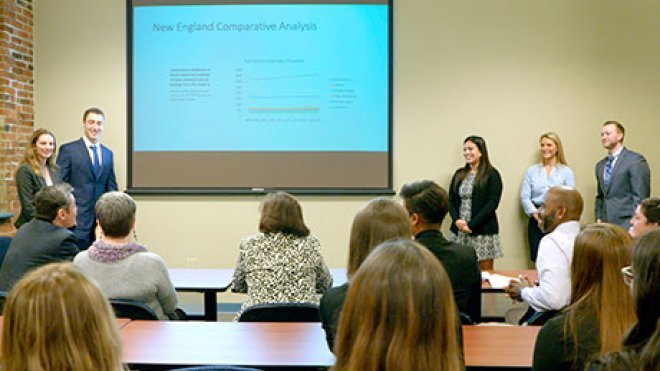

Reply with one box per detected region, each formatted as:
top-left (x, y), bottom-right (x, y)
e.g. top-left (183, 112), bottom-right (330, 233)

top-left (604, 155), bottom-right (614, 187)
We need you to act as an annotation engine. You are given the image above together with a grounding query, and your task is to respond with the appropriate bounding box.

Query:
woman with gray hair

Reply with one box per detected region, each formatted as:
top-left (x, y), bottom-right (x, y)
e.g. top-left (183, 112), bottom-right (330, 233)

top-left (73, 191), bottom-right (178, 320)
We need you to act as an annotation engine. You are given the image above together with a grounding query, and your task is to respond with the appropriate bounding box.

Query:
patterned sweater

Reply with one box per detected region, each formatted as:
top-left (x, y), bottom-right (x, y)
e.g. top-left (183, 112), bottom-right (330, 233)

top-left (232, 232), bottom-right (333, 318)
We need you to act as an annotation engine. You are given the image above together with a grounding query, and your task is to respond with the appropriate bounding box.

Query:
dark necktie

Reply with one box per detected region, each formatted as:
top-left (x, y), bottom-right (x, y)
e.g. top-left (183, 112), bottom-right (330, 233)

top-left (604, 155), bottom-right (614, 187)
top-left (90, 144), bottom-right (100, 176)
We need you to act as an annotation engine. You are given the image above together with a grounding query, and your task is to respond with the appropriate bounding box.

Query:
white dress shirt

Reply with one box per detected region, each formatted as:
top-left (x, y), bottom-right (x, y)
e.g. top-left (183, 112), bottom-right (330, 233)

top-left (82, 136), bottom-right (102, 167)
top-left (521, 220), bottom-right (581, 312)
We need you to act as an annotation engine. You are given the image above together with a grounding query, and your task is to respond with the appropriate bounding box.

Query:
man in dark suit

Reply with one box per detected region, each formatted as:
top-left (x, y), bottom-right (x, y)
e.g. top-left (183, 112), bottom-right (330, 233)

top-left (0, 184), bottom-right (79, 292)
top-left (57, 107), bottom-right (117, 249)
top-left (399, 180), bottom-right (482, 323)
top-left (595, 121), bottom-right (650, 229)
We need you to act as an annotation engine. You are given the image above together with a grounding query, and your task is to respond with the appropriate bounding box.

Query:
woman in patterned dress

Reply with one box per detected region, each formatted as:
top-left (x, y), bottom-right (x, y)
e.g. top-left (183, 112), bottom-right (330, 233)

top-left (449, 135), bottom-right (503, 270)
top-left (232, 192), bottom-right (332, 319)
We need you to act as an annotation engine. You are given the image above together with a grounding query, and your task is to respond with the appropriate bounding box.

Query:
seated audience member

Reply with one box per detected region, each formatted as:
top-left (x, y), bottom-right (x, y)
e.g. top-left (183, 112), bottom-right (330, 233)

top-left (588, 228), bottom-right (660, 370)
top-left (332, 240), bottom-right (462, 371)
top-left (320, 198), bottom-right (410, 351)
top-left (232, 192), bottom-right (332, 319)
top-left (400, 180), bottom-right (481, 323)
top-left (1, 263), bottom-right (124, 371)
top-left (74, 191), bottom-right (179, 320)
top-left (0, 184), bottom-right (78, 291)
top-left (505, 186), bottom-right (583, 324)
top-left (533, 224), bottom-right (635, 371)
top-left (629, 196), bottom-right (659, 238)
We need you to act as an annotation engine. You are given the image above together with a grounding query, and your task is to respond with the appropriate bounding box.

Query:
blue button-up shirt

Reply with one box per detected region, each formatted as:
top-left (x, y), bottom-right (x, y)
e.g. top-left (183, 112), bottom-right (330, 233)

top-left (520, 163), bottom-right (575, 216)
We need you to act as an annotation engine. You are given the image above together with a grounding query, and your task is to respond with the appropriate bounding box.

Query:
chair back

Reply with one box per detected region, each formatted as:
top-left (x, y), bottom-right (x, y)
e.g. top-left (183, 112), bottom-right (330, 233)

top-left (0, 236), bottom-right (11, 269)
top-left (110, 298), bottom-right (159, 320)
top-left (0, 290), bottom-right (8, 315)
top-left (238, 302), bottom-right (321, 322)
top-left (169, 366), bottom-right (261, 371)
top-left (458, 311), bottom-right (474, 325)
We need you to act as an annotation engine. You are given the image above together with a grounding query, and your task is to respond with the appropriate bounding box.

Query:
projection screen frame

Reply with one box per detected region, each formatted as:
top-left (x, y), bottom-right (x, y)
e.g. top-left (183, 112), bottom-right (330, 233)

top-left (126, 0), bottom-right (394, 195)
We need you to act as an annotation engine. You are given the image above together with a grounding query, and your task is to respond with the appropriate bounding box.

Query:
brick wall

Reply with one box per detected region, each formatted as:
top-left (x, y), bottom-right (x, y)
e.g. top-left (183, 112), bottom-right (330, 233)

top-left (0, 0), bottom-right (34, 235)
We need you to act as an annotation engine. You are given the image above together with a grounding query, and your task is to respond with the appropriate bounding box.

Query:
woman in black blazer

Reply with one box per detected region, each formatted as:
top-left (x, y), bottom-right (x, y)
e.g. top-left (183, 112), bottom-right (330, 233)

top-left (449, 135), bottom-right (503, 270)
top-left (14, 129), bottom-right (62, 228)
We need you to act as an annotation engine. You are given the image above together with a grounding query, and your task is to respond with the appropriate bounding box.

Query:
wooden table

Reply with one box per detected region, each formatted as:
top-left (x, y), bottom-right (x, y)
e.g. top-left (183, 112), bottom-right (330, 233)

top-left (116, 318), bottom-right (132, 329)
top-left (168, 268), bottom-right (536, 322)
top-left (119, 321), bottom-right (538, 369)
top-left (168, 268), bottom-right (234, 321)
top-left (463, 325), bottom-right (540, 368)
top-left (120, 320), bottom-right (335, 369)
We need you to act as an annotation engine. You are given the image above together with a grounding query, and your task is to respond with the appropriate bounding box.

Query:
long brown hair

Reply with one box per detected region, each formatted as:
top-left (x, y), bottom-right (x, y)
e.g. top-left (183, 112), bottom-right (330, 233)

top-left (567, 224), bottom-right (635, 362)
top-left (333, 240), bottom-right (462, 371)
top-left (20, 128), bottom-right (57, 176)
top-left (258, 192), bottom-right (310, 237)
top-left (1, 263), bottom-right (125, 371)
top-left (624, 228), bottom-right (660, 348)
top-left (347, 198), bottom-right (410, 278)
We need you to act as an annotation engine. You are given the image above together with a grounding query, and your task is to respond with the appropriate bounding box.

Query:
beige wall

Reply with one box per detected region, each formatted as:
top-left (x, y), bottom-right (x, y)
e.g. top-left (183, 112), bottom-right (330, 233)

top-left (34, 1), bottom-right (659, 269)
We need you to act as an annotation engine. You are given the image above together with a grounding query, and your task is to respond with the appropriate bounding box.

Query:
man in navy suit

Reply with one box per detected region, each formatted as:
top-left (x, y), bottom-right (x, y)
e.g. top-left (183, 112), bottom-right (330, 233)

top-left (595, 121), bottom-right (650, 229)
top-left (57, 107), bottom-right (117, 249)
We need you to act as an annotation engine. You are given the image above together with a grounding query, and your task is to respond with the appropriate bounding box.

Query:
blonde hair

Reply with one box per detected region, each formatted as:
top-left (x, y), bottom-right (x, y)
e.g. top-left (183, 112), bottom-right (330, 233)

top-left (1, 263), bottom-right (125, 371)
top-left (333, 240), bottom-right (462, 371)
top-left (540, 132), bottom-right (568, 165)
top-left (20, 128), bottom-right (57, 177)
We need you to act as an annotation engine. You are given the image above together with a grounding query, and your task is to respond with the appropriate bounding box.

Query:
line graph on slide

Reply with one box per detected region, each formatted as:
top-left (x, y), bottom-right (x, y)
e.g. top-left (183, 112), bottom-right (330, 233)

top-left (234, 60), bottom-right (356, 123)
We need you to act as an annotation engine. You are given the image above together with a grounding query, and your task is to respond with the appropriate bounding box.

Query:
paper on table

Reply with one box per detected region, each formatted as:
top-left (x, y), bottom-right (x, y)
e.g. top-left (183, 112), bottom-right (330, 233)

top-left (481, 272), bottom-right (518, 289)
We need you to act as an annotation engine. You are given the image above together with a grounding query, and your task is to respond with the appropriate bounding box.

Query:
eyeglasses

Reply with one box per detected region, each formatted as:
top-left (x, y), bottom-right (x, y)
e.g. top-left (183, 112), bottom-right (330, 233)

top-left (621, 266), bottom-right (634, 287)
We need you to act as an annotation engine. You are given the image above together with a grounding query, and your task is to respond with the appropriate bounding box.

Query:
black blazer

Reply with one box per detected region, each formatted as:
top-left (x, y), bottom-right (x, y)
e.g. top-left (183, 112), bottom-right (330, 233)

top-left (415, 230), bottom-right (482, 323)
top-left (449, 167), bottom-right (503, 235)
top-left (534, 309), bottom-right (601, 371)
top-left (14, 163), bottom-right (62, 228)
top-left (319, 283), bottom-right (348, 352)
top-left (0, 219), bottom-right (78, 291)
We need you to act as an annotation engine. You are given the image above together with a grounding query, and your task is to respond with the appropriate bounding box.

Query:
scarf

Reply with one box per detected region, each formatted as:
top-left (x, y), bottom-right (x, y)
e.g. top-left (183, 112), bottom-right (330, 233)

top-left (87, 239), bottom-right (148, 263)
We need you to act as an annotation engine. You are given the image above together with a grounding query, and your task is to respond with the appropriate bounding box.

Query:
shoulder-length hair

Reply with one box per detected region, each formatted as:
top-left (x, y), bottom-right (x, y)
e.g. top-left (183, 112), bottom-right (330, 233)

top-left (258, 192), bottom-right (310, 237)
top-left (20, 128), bottom-right (57, 177)
top-left (347, 198), bottom-right (410, 278)
top-left (624, 228), bottom-right (660, 348)
top-left (567, 224), bottom-right (635, 363)
top-left (333, 240), bottom-right (462, 371)
top-left (540, 132), bottom-right (568, 165)
top-left (1, 263), bottom-right (124, 371)
top-left (453, 135), bottom-right (494, 190)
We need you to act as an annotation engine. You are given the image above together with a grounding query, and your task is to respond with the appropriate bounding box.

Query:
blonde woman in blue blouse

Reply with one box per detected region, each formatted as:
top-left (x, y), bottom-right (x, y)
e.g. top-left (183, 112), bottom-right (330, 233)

top-left (520, 132), bottom-right (575, 262)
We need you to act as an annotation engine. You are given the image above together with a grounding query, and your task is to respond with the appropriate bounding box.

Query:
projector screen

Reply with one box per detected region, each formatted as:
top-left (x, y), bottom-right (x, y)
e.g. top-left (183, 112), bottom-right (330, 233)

top-left (127, 0), bottom-right (392, 194)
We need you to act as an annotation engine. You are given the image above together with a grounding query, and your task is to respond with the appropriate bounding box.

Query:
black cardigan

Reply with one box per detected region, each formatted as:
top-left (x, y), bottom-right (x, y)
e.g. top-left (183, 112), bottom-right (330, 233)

top-left (449, 166), bottom-right (503, 235)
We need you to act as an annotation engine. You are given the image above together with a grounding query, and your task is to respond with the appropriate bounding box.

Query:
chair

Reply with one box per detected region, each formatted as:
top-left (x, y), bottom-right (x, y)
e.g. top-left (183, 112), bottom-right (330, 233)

top-left (459, 311), bottom-right (474, 325)
top-left (0, 291), bottom-right (8, 315)
top-left (519, 307), bottom-right (560, 326)
top-left (169, 366), bottom-right (261, 371)
top-left (110, 298), bottom-right (159, 320)
top-left (0, 236), bottom-right (11, 269)
top-left (238, 302), bottom-right (321, 322)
